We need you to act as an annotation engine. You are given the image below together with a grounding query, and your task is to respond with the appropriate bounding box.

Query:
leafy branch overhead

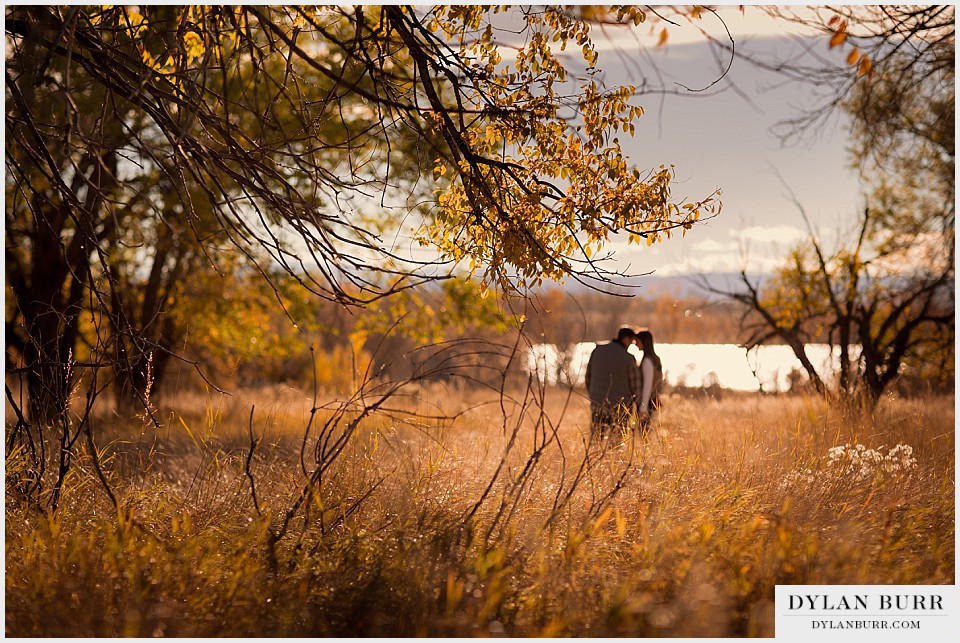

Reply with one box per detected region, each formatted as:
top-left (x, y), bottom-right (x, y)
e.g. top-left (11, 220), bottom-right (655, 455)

top-left (758, 5), bottom-right (954, 148)
top-left (409, 6), bottom-right (720, 288)
top-left (7, 5), bottom-right (718, 301)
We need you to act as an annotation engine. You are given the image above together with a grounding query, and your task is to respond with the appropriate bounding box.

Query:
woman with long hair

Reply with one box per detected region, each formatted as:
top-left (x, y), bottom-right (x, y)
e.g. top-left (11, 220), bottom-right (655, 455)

top-left (635, 328), bottom-right (663, 436)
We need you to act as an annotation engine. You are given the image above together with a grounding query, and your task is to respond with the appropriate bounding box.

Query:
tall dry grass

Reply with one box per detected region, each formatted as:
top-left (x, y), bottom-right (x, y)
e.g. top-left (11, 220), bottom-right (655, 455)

top-left (5, 384), bottom-right (954, 636)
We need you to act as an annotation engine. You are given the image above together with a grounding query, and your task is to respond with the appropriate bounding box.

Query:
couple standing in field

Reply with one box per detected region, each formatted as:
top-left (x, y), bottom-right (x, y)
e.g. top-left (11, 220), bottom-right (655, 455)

top-left (584, 325), bottom-right (663, 438)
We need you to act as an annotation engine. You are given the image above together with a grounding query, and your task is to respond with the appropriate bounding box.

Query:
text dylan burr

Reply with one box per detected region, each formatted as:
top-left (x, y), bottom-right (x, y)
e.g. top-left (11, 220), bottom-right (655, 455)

top-left (788, 594), bottom-right (944, 611)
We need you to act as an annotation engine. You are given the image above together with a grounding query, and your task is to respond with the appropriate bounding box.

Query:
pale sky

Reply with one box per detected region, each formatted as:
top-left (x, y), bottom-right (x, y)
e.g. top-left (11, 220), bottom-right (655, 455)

top-left (584, 5), bottom-right (866, 278)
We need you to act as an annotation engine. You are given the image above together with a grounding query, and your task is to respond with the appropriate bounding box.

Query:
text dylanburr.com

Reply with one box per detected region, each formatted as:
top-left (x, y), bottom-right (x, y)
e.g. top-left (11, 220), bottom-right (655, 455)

top-left (775, 585), bottom-right (958, 641)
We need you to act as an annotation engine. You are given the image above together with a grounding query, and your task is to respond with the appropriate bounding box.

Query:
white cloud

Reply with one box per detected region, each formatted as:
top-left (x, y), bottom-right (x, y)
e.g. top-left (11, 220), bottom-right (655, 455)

top-left (734, 225), bottom-right (806, 244)
top-left (692, 238), bottom-right (739, 253)
top-left (628, 223), bottom-right (810, 276)
top-left (870, 231), bottom-right (951, 276)
top-left (654, 251), bottom-right (789, 277)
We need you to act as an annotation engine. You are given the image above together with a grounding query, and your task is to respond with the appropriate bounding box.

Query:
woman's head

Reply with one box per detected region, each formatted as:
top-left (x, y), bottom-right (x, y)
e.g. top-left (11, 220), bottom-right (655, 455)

top-left (636, 328), bottom-right (655, 352)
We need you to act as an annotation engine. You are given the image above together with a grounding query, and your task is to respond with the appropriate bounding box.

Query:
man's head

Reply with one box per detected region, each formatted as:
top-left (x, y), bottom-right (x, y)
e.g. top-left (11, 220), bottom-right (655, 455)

top-left (616, 326), bottom-right (637, 346)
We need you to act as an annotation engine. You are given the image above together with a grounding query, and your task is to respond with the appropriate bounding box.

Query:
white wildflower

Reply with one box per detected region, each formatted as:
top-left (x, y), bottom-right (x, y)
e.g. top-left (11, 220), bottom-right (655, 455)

top-left (784, 442), bottom-right (917, 489)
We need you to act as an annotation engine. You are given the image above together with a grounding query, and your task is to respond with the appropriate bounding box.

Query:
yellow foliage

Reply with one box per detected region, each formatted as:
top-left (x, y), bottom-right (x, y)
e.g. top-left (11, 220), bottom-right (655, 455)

top-left (829, 22), bottom-right (848, 48)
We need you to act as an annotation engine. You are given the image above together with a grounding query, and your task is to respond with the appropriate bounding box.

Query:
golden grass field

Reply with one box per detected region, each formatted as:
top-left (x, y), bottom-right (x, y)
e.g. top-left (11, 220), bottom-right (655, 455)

top-left (5, 383), bottom-right (955, 637)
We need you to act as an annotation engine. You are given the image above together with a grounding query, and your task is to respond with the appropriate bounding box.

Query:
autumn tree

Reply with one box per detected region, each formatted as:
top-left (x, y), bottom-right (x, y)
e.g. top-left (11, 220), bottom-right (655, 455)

top-left (5, 6), bottom-right (437, 419)
top-left (712, 5), bottom-right (954, 404)
top-left (714, 203), bottom-right (952, 402)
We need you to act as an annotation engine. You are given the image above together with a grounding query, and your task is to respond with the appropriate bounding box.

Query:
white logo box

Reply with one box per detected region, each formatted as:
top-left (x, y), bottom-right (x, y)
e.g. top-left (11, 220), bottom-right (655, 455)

top-left (775, 585), bottom-right (959, 642)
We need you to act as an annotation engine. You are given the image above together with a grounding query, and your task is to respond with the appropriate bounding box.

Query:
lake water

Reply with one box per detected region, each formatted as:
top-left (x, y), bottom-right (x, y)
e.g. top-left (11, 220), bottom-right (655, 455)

top-left (526, 342), bottom-right (853, 392)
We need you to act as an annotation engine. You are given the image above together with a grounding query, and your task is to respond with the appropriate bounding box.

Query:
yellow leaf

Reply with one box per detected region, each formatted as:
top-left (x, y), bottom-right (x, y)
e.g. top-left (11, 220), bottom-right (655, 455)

top-left (829, 24), bottom-right (847, 48)
top-left (846, 47), bottom-right (860, 66)
top-left (657, 28), bottom-right (668, 48)
top-left (857, 55), bottom-right (873, 76)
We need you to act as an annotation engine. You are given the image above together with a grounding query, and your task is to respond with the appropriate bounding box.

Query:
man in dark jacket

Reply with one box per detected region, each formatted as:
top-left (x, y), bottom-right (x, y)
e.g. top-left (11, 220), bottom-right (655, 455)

top-left (584, 326), bottom-right (640, 437)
